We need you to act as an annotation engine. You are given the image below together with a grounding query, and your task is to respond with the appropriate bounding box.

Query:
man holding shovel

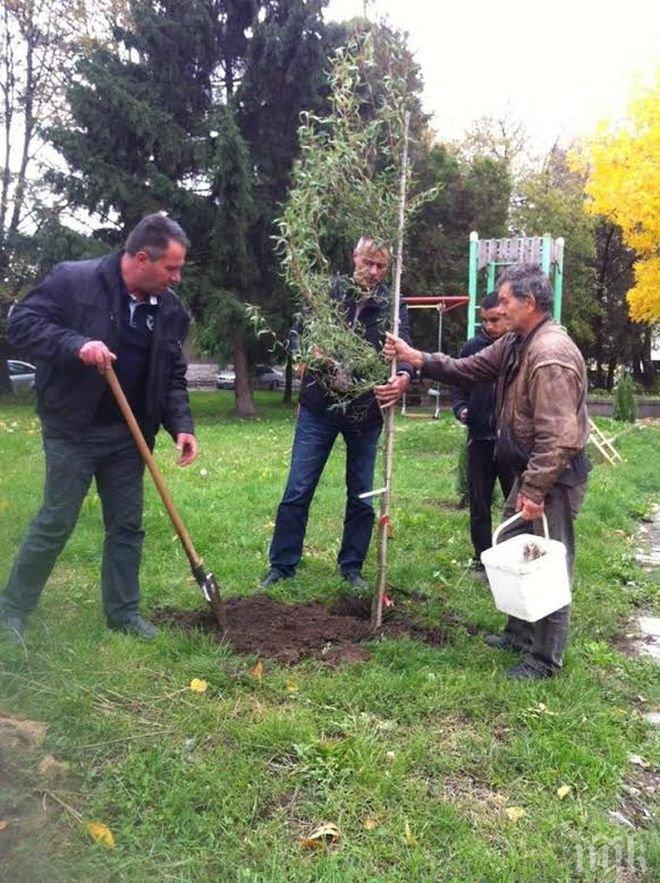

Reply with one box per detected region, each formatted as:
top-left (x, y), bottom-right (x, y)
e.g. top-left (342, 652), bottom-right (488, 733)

top-left (0, 213), bottom-right (197, 642)
top-left (383, 264), bottom-right (590, 680)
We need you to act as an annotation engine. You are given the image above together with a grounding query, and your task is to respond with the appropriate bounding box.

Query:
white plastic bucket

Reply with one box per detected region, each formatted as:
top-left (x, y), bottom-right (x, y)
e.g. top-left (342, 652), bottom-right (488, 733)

top-left (480, 513), bottom-right (571, 622)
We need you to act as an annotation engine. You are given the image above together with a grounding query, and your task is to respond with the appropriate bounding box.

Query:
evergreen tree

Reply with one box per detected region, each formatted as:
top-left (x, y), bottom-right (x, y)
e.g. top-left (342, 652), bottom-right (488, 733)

top-left (613, 371), bottom-right (637, 423)
top-left (47, 0), bottom-right (345, 415)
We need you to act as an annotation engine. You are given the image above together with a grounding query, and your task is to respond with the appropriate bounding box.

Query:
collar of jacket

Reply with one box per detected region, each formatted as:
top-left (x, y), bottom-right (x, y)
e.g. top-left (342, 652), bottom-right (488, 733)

top-left (98, 251), bottom-right (178, 321)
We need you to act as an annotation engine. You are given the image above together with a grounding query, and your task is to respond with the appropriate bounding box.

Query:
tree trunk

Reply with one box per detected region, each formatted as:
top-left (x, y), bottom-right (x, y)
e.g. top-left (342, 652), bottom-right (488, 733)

top-left (606, 356), bottom-right (617, 390)
top-left (640, 327), bottom-right (654, 390)
top-left (0, 3), bottom-right (14, 239)
top-left (232, 333), bottom-right (257, 417)
top-left (0, 302), bottom-right (12, 394)
top-left (282, 352), bottom-right (293, 403)
top-left (8, 16), bottom-right (35, 237)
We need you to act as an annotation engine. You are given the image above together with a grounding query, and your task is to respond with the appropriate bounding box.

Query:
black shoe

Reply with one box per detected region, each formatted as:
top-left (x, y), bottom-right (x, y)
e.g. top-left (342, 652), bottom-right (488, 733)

top-left (342, 571), bottom-right (370, 592)
top-left (505, 661), bottom-right (553, 681)
top-left (110, 614), bottom-right (160, 640)
top-left (470, 561), bottom-right (488, 582)
top-left (0, 612), bottom-right (26, 644)
top-left (259, 568), bottom-right (292, 588)
top-left (484, 634), bottom-right (522, 651)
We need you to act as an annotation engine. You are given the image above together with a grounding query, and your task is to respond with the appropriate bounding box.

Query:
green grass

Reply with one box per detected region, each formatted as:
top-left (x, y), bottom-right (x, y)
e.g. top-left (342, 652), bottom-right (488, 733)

top-left (0, 392), bottom-right (658, 882)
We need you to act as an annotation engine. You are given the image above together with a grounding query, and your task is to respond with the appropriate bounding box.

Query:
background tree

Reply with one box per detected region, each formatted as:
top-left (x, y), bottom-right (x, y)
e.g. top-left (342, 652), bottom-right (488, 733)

top-left (0, 0), bottom-right (115, 392)
top-left (46, 0), bottom-right (345, 415)
top-left (582, 74), bottom-right (660, 324)
top-left (511, 145), bottom-right (597, 348)
top-left (403, 137), bottom-right (510, 355)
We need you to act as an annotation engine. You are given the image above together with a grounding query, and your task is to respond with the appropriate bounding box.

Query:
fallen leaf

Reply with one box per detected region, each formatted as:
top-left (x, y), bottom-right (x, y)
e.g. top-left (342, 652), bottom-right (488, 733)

top-left (285, 679), bottom-right (299, 694)
top-left (189, 678), bottom-right (208, 693)
top-left (404, 820), bottom-right (418, 846)
top-left (362, 816), bottom-right (381, 831)
top-left (0, 821), bottom-right (8, 831)
top-left (250, 660), bottom-right (265, 682)
top-left (86, 821), bottom-right (115, 848)
top-left (505, 807), bottom-right (525, 822)
top-left (300, 821), bottom-right (340, 849)
top-left (556, 785), bottom-right (572, 800)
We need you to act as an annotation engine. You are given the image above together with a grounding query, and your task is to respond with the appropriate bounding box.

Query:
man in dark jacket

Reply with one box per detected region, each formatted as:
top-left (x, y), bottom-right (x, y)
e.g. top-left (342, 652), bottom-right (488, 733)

top-left (261, 237), bottom-right (414, 590)
top-left (0, 214), bottom-right (197, 641)
top-left (451, 293), bottom-right (516, 572)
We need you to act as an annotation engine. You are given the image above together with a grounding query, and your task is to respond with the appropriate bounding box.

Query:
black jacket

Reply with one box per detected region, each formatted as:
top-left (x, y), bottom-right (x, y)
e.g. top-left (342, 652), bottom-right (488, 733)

top-left (295, 277), bottom-right (414, 427)
top-left (450, 332), bottom-right (497, 441)
top-left (7, 252), bottom-right (194, 442)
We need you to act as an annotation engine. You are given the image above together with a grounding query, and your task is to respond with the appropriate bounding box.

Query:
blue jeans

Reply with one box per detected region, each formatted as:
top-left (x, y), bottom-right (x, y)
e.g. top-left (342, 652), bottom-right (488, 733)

top-left (269, 406), bottom-right (381, 575)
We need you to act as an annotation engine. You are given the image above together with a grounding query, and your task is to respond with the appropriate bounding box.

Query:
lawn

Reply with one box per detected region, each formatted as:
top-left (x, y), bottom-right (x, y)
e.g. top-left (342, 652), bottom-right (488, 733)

top-left (0, 392), bottom-right (658, 881)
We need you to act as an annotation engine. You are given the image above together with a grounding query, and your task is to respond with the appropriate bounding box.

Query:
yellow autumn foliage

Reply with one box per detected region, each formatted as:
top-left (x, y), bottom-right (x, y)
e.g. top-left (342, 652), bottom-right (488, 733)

top-left (582, 72), bottom-right (660, 323)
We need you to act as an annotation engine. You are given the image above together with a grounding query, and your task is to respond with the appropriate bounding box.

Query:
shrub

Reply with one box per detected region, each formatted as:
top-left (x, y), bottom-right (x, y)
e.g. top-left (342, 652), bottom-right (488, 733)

top-left (613, 371), bottom-right (637, 422)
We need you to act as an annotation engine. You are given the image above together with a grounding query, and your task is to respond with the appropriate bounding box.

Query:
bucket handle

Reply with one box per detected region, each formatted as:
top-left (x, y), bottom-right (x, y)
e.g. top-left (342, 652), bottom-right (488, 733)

top-left (492, 511), bottom-right (549, 546)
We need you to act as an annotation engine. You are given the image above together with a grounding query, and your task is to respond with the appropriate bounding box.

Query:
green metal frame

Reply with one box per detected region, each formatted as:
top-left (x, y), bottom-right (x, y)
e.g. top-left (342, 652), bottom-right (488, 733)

top-left (467, 232), bottom-right (565, 339)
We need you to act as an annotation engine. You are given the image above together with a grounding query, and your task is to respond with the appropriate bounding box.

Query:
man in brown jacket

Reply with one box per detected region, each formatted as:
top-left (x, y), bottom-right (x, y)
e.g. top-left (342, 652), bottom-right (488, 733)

top-left (381, 263), bottom-right (590, 680)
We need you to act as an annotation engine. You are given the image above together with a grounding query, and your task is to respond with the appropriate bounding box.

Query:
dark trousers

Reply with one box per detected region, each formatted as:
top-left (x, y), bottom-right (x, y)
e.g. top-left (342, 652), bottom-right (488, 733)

top-left (467, 438), bottom-right (516, 558)
top-left (269, 405), bottom-right (381, 575)
top-left (1, 424), bottom-right (145, 625)
top-left (500, 476), bottom-right (587, 674)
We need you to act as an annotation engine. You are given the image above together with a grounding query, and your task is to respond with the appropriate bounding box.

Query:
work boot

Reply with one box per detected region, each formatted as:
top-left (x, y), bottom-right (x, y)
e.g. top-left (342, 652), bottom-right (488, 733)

top-left (505, 660), bottom-right (553, 681)
top-left (0, 611), bottom-right (26, 644)
top-left (470, 561), bottom-right (488, 582)
top-left (259, 568), bottom-right (293, 588)
top-left (484, 634), bottom-right (522, 652)
top-left (110, 614), bottom-right (160, 640)
top-left (342, 571), bottom-right (370, 592)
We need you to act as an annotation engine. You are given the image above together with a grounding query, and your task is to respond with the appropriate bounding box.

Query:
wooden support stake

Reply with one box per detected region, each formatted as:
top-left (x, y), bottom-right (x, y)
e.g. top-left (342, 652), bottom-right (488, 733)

top-left (371, 111), bottom-right (410, 630)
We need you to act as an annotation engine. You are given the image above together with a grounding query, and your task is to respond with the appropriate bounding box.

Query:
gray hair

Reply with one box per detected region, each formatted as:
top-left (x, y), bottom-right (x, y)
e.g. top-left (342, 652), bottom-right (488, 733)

top-left (496, 263), bottom-right (553, 313)
top-left (125, 213), bottom-right (190, 259)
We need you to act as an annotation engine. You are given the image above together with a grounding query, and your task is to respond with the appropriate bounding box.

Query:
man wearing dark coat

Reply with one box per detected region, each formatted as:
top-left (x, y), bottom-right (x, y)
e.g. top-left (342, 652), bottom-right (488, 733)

top-left (0, 214), bottom-right (197, 641)
top-left (451, 292), bottom-right (516, 573)
top-left (261, 237), bottom-right (414, 590)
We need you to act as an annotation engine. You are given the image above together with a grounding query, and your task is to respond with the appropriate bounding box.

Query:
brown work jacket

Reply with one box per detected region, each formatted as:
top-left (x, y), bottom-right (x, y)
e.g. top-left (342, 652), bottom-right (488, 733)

top-left (422, 317), bottom-right (589, 502)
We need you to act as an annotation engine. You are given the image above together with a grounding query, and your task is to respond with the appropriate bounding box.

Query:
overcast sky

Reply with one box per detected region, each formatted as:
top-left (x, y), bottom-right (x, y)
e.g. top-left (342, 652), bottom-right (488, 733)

top-left (325, 0), bottom-right (659, 153)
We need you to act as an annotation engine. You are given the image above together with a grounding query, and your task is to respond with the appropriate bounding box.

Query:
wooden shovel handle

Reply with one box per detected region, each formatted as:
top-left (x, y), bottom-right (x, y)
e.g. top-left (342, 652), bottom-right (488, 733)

top-left (104, 365), bottom-right (201, 568)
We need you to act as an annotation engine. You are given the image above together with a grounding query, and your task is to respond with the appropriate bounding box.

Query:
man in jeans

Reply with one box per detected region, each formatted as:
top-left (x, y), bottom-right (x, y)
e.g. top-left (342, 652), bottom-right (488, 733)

top-left (451, 292), bottom-right (516, 575)
top-left (0, 214), bottom-right (197, 642)
top-left (384, 264), bottom-right (590, 679)
top-left (261, 237), bottom-right (414, 590)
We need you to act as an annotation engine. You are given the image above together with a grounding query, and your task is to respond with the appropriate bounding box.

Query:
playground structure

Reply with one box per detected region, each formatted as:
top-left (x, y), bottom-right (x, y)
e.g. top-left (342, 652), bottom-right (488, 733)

top-left (468, 231), bottom-right (565, 337)
top-left (401, 231), bottom-right (566, 417)
top-left (400, 295), bottom-right (468, 418)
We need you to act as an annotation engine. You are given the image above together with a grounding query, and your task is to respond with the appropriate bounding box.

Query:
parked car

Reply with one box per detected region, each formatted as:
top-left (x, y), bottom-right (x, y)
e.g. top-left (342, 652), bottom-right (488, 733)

top-left (253, 364), bottom-right (284, 390)
top-left (7, 360), bottom-right (36, 394)
top-left (215, 365), bottom-right (236, 390)
top-left (215, 364), bottom-right (285, 391)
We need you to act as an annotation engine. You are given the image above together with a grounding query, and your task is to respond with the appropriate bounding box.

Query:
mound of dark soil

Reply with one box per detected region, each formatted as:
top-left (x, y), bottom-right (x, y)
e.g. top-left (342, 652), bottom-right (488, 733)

top-left (154, 593), bottom-right (449, 665)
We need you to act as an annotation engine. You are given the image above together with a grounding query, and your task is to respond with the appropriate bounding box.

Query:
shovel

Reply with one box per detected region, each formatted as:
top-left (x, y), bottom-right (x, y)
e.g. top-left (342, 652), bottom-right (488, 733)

top-left (104, 366), bottom-right (224, 628)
